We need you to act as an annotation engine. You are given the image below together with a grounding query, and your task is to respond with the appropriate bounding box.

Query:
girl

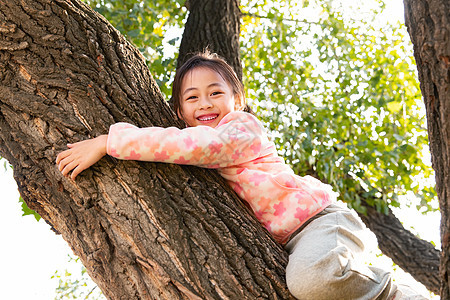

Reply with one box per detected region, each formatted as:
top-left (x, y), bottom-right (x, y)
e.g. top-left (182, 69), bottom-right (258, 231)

top-left (56, 51), bottom-right (426, 300)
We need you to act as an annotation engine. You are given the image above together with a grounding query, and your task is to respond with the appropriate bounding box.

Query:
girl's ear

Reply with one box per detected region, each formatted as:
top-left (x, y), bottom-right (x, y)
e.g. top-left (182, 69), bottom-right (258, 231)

top-left (177, 108), bottom-right (183, 120)
top-left (234, 94), bottom-right (245, 111)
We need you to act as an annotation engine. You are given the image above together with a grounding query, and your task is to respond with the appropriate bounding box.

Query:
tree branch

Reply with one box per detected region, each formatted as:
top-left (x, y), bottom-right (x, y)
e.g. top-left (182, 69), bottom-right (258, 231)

top-left (357, 199), bottom-right (440, 294)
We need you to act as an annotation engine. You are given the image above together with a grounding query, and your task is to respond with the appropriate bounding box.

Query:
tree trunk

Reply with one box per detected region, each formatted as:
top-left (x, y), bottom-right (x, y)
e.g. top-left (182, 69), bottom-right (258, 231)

top-left (177, 0), bottom-right (242, 79)
top-left (0, 0), bottom-right (292, 299)
top-left (403, 0), bottom-right (450, 297)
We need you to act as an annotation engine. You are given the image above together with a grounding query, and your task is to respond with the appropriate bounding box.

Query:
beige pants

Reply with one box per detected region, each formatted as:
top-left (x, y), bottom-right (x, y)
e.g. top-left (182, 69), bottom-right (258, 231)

top-left (284, 204), bottom-right (394, 300)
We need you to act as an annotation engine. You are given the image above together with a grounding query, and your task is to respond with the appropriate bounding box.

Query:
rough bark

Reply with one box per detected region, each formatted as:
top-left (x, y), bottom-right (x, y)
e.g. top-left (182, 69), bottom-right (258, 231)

top-left (403, 0), bottom-right (450, 297)
top-left (177, 0), bottom-right (242, 79)
top-left (0, 0), bottom-right (292, 299)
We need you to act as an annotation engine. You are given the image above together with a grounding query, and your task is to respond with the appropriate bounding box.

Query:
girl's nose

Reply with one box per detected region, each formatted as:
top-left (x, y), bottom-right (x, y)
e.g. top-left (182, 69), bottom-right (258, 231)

top-left (199, 97), bottom-right (213, 109)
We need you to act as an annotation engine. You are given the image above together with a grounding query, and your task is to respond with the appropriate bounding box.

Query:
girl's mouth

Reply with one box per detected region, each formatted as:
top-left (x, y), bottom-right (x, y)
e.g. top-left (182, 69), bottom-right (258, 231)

top-left (197, 114), bottom-right (219, 124)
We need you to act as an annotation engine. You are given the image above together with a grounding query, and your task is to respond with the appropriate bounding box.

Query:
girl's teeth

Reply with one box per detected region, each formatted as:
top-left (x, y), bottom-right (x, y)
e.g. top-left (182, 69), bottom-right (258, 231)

top-left (199, 116), bottom-right (217, 121)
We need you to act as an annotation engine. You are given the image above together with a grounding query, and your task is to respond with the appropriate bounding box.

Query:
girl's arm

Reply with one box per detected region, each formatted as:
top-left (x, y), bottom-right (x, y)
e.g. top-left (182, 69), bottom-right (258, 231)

top-left (56, 112), bottom-right (264, 179)
top-left (108, 112), bottom-right (264, 168)
top-left (56, 135), bottom-right (108, 180)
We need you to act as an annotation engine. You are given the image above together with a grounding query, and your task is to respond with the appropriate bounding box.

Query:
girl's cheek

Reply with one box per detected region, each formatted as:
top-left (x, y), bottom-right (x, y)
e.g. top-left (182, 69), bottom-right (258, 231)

top-left (178, 110), bottom-right (194, 127)
top-left (177, 108), bottom-right (188, 121)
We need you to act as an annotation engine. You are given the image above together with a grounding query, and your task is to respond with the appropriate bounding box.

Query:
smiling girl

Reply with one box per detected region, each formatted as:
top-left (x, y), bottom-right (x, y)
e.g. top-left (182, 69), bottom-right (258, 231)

top-left (56, 51), bottom-right (426, 300)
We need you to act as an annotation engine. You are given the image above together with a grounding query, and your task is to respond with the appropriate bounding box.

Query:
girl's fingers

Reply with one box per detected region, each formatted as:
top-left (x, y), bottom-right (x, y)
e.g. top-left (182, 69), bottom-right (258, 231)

top-left (61, 160), bottom-right (79, 177)
top-left (56, 137), bottom-right (107, 179)
top-left (56, 142), bottom-right (80, 164)
top-left (58, 154), bottom-right (74, 171)
top-left (70, 165), bottom-right (85, 180)
top-left (56, 149), bottom-right (70, 165)
top-left (67, 140), bottom-right (87, 148)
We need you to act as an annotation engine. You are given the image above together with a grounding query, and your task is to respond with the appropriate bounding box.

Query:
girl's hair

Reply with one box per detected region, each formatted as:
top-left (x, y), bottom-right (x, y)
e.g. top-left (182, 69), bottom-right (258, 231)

top-left (172, 50), bottom-right (252, 115)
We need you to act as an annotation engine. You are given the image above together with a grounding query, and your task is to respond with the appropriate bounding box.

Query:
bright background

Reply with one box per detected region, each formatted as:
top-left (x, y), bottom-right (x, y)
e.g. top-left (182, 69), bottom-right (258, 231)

top-left (0, 162), bottom-right (78, 299)
top-left (0, 0), bottom-right (442, 299)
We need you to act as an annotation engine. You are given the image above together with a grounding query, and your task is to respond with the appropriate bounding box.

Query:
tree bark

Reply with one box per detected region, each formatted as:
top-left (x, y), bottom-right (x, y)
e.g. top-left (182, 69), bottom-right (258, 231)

top-left (177, 0), bottom-right (242, 79)
top-left (0, 0), bottom-right (292, 299)
top-left (403, 0), bottom-right (450, 297)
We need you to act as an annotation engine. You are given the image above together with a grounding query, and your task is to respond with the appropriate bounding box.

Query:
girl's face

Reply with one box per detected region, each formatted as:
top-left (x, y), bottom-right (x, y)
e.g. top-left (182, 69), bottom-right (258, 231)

top-left (179, 67), bottom-right (238, 128)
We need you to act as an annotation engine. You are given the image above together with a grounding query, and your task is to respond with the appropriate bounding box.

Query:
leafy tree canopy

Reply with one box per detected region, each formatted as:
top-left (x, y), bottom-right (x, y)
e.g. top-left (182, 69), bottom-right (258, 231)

top-left (52, 255), bottom-right (105, 299)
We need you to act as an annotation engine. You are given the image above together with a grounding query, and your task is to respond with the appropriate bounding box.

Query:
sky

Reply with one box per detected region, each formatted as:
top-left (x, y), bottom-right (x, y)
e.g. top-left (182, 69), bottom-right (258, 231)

top-left (0, 0), bottom-right (442, 299)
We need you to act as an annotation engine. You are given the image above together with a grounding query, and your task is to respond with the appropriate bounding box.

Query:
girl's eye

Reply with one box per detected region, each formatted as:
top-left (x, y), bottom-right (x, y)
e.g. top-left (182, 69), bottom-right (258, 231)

top-left (211, 91), bottom-right (222, 96)
top-left (186, 96), bottom-right (197, 101)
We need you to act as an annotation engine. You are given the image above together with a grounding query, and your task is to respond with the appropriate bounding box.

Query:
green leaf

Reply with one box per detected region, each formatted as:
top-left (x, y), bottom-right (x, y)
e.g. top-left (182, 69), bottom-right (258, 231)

top-left (387, 101), bottom-right (402, 113)
top-left (167, 37), bottom-right (179, 46)
top-left (127, 29), bottom-right (141, 38)
top-left (19, 196), bottom-right (41, 222)
top-left (393, 134), bottom-right (403, 141)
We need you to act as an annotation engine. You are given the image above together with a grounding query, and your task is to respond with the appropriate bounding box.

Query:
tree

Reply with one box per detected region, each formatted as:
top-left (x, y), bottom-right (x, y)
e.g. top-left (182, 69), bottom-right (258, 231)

top-left (0, 0), bottom-right (291, 298)
top-left (0, 0), bottom-right (441, 298)
top-left (403, 0), bottom-right (450, 297)
top-left (177, 0), bottom-right (242, 77)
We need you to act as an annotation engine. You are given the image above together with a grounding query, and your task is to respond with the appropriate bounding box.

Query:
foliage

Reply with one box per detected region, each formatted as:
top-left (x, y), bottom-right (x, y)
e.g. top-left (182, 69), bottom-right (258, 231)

top-left (1, 158), bottom-right (42, 221)
top-left (239, 0), bottom-right (435, 214)
top-left (52, 255), bottom-right (106, 300)
top-left (19, 196), bottom-right (41, 221)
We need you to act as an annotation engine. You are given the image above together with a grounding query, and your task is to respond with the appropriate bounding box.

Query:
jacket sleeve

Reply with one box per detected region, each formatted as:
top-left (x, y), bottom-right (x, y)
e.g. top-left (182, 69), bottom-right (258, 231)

top-left (106, 112), bottom-right (264, 168)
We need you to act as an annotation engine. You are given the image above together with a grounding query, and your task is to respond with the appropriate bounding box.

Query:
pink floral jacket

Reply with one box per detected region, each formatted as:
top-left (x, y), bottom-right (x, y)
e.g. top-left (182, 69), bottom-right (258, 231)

top-left (107, 111), bottom-right (335, 244)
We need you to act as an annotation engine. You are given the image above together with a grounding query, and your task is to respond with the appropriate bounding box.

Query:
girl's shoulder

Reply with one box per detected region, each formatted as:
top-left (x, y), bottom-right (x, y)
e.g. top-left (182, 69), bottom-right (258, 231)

top-left (217, 111), bottom-right (266, 137)
top-left (218, 111), bottom-right (261, 127)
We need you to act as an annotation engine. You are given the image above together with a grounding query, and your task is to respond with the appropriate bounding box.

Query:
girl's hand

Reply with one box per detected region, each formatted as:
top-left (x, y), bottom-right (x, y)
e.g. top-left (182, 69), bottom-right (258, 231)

top-left (56, 135), bottom-right (108, 180)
